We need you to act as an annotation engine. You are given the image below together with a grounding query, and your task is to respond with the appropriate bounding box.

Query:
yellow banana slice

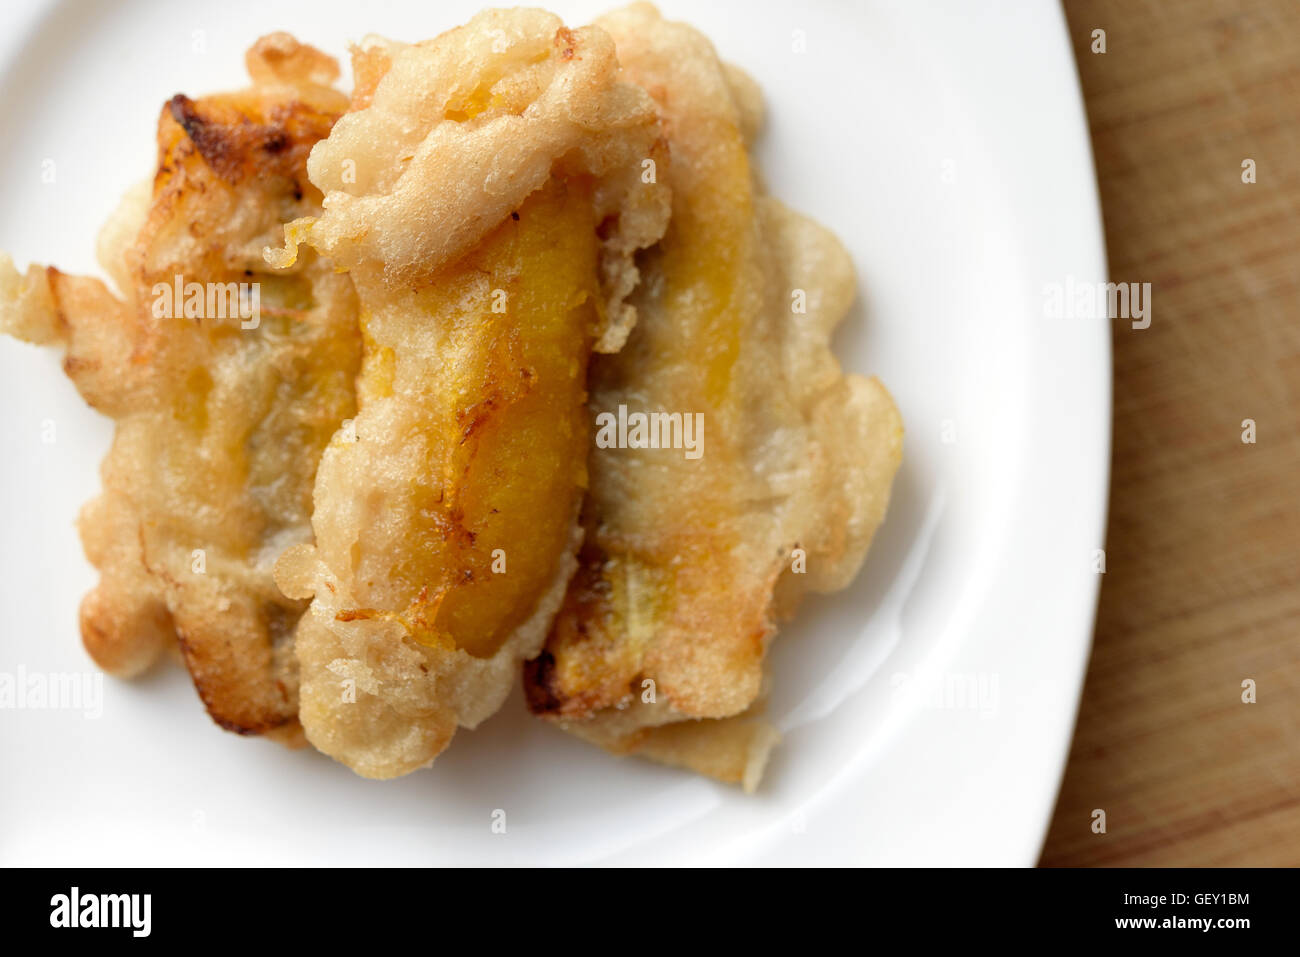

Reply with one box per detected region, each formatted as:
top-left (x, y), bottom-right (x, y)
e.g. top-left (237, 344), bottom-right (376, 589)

top-left (272, 9), bottom-right (670, 777)
top-left (524, 4), bottom-right (904, 791)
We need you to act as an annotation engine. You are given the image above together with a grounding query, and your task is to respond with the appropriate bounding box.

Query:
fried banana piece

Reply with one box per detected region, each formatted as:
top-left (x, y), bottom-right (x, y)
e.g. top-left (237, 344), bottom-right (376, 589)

top-left (0, 35), bottom-right (360, 739)
top-left (272, 10), bottom-right (670, 778)
top-left (524, 4), bottom-right (904, 789)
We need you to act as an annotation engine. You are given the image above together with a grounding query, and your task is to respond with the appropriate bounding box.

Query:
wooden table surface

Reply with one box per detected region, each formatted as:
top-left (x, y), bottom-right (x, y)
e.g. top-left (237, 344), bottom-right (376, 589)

top-left (1038, 0), bottom-right (1300, 866)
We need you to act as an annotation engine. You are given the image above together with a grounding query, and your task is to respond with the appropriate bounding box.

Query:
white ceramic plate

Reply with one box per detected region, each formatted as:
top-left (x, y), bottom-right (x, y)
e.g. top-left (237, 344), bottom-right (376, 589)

top-left (0, 0), bottom-right (1108, 866)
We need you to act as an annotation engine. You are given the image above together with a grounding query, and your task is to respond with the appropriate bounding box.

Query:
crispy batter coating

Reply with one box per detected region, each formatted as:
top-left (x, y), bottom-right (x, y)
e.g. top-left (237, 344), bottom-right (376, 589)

top-left (4, 9), bottom-right (901, 791)
top-left (0, 35), bottom-right (360, 739)
top-left (272, 9), bottom-right (671, 777)
top-left (523, 4), bottom-right (904, 790)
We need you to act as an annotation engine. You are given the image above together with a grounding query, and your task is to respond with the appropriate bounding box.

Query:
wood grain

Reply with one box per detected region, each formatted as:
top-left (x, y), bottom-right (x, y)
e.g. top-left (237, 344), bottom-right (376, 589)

top-left (1039, 0), bottom-right (1300, 866)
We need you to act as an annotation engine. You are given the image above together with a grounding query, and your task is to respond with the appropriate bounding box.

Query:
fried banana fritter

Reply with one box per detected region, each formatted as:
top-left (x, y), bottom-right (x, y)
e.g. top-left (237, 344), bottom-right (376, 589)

top-left (4, 6), bottom-right (900, 792)
top-left (272, 9), bottom-right (671, 777)
top-left (0, 34), bottom-right (360, 739)
top-left (524, 4), bottom-right (904, 790)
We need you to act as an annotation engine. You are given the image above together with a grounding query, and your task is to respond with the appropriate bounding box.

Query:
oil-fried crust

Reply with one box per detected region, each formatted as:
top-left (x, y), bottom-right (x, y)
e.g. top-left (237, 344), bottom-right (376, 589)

top-left (270, 9), bottom-right (671, 778)
top-left (2, 12), bottom-right (902, 791)
top-left (523, 4), bottom-right (904, 789)
top-left (0, 34), bottom-right (361, 738)
top-left (555, 702), bottom-right (782, 794)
